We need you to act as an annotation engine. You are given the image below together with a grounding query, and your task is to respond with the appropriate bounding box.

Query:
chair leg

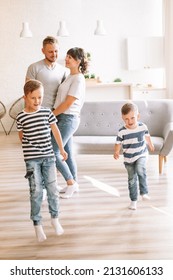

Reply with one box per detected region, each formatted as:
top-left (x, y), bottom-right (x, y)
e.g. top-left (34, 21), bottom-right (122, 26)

top-left (164, 156), bottom-right (167, 163)
top-left (8, 120), bottom-right (15, 135)
top-left (0, 120), bottom-right (7, 135)
top-left (159, 155), bottom-right (165, 174)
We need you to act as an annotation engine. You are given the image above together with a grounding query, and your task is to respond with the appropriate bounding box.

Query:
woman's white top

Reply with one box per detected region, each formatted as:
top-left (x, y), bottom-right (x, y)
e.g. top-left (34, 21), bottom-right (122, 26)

top-left (54, 73), bottom-right (85, 116)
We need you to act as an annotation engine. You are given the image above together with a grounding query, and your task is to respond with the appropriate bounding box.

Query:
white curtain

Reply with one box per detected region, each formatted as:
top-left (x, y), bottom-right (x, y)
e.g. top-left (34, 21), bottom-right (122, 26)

top-left (164, 0), bottom-right (173, 99)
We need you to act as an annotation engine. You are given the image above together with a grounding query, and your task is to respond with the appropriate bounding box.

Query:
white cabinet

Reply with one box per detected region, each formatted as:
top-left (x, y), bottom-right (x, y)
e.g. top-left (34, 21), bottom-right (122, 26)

top-left (127, 37), bottom-right (164, 70)
top-left (133, 87), bottom-right (166, 100)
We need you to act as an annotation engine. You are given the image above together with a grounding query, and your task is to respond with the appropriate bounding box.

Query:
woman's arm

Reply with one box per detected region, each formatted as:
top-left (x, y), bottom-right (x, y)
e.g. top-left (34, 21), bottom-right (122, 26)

top-left (53, 95), bottom-right (77, 116)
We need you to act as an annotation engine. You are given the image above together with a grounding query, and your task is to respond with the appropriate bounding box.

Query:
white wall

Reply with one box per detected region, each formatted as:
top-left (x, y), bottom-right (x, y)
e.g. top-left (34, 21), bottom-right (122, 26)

top-left (0, 0), bottom-right (163, 132)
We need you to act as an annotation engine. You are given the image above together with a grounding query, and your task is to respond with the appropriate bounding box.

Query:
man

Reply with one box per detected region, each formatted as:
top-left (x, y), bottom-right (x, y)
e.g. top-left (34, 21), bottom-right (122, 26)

top-left (25, 36), bottom-right (67, 110)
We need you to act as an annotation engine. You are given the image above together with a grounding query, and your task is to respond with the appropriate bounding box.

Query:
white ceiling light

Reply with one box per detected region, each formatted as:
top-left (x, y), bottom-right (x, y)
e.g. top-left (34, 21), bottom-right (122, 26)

top-left (94, 20), bottom-right (106, 36)
top-left (20, 22), bottom-right (32, 38)
top-left (57, 21), bottom-right (69, 37)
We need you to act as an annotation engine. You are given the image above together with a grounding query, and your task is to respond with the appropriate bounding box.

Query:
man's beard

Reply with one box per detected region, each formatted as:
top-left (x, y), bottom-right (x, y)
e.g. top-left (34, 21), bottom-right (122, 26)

top-left (46, 56), bottom-right (57, 63)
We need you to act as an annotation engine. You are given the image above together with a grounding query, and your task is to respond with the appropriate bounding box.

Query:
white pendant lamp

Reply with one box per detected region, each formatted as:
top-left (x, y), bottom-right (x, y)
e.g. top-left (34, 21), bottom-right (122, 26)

top-left (20, 22), bottom-right (32, 38)
top-left (57, 21), bottom-right (69, 37)
top-left (94, 20), bottom-right (106, 36)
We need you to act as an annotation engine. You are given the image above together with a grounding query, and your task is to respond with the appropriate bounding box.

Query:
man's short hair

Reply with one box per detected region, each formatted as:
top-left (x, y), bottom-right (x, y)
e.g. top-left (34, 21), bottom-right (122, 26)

top-left (43, 36), bottom-right (58, 47)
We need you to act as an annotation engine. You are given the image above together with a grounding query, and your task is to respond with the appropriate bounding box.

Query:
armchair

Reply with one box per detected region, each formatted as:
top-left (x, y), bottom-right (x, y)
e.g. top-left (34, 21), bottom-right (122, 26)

top-left (0, 101), bottom-right (7, 135)
top-left (8, 97), bottom-right (24, 134)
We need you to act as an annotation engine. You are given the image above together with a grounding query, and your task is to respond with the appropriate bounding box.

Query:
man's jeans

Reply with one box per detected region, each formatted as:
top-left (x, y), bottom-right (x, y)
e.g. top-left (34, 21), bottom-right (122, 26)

top-left (25, 157), bottom-right (59, 225)
top-left (52, 113), bottom-right (80, 182)
top-left (124, 157), bottom-right (148, 201)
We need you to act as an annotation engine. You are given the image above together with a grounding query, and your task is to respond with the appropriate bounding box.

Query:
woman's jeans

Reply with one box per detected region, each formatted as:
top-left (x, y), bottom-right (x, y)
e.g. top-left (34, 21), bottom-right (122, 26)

top-left (52, 113), bottom-right (80, 182)
top-left (25, 157), bottom-right (59, 225)
top-left (124, 157), bottom-right (148, 201)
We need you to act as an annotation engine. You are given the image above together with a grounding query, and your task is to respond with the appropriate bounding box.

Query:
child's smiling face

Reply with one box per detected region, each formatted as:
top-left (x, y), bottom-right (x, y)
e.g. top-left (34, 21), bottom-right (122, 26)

top-left (24, 87), bottom-right (44, 113)
top-left (122, 110), bottom-right (139, 129)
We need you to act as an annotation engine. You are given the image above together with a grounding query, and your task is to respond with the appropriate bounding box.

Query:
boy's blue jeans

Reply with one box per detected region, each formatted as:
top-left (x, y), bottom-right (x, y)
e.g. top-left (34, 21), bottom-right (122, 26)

top-left (124, 157), bottom-right (148, 201)
top-left (52, 113), bottom-right (80, 182)
top-left (25, 157), bottom-right (59, 225)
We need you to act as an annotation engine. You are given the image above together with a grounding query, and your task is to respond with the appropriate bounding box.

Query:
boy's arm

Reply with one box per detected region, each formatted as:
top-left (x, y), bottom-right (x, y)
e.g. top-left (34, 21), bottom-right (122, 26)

top-left (50, 123), bottom-right (68, 161)
top-left (145, 135), bottom-right (155, 152)
top-left (18, 131), bottom-right (23, 143)
top-left (114, 143), bottom-right (121, 160)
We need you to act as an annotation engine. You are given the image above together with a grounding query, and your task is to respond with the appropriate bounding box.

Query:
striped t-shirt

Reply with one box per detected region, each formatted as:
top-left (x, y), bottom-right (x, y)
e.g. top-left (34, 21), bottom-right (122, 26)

top-left (16, 107), bottom-right (56, 161)
top-left (116, 122), bottom-right (150, 164)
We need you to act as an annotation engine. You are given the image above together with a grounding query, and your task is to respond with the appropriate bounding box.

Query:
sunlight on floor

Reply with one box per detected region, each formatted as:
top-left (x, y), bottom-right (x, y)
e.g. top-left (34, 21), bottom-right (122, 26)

top-left (150, 205), bottom-right (173, 217)
top-left (83, 175), bottom-right (120, 197)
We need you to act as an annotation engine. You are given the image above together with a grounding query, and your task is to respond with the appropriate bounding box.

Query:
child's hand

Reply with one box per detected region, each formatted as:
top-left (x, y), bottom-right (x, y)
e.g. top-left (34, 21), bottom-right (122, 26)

top-left (114, 152), bottom-right (120, 160)
top-left (60, 150), bottom-right (68, 161)
top-left (150, 144), bottom-right (155, 152)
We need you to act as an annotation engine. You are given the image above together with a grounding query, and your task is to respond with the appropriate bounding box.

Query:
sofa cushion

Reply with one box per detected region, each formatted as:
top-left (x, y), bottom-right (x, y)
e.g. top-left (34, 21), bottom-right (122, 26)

top-left (73, 135), bottom-right (164, 155)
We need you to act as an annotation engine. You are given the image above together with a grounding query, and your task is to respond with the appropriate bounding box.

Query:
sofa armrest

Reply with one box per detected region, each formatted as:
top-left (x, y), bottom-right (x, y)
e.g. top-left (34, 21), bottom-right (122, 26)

top-left (160, 122), bottom-right (173, 156)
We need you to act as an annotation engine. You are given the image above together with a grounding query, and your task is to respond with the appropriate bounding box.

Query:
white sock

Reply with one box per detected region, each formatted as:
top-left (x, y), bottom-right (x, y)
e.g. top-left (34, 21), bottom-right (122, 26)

top-left (34, 225), bottom-right (47, 242)
top-left (60, 182), bottom-right (79, 198)
top-left (51, 218), bottom-right (64, 235)
top-left (142, 194), bottom-right (150, 200)
top-left (128, 201), bottom-right (137, 210)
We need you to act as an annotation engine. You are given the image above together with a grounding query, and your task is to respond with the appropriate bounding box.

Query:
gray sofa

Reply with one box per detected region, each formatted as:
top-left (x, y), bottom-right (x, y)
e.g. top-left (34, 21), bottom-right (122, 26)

top-left (74, 100), bottom-right (173, 174)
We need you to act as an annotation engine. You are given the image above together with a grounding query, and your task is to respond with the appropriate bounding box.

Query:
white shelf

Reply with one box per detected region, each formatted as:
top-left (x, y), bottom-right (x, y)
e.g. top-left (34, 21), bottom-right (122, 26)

top-left (86, 82), bottom-right (132, 88)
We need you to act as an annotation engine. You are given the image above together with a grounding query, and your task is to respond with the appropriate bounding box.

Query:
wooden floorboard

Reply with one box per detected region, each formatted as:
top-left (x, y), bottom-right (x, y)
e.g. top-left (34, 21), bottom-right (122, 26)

top-left (0, 132), bottom-right (173, 260)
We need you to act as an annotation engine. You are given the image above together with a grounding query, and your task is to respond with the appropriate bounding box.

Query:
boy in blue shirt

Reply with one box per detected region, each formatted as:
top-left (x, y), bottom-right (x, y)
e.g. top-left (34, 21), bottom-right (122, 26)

top-left (114, 102), bottom-right (154, 210)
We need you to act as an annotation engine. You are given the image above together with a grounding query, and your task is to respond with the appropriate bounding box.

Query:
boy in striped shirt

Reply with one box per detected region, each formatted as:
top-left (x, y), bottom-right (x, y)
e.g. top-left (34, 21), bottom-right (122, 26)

top-left (16, 79), bottom-right (68, 242)
top-left (114, 102), bottom-right (154, 210)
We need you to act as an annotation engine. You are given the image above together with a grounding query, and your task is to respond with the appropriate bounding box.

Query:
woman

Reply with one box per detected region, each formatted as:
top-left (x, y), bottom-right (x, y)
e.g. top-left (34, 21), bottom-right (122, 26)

top-left (52, 47), bottom-right (88, 199)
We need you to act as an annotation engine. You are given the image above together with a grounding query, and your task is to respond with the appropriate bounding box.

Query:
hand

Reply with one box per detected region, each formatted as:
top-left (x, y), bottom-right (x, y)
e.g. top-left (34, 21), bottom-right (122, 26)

top-left (60, 150), bottom-right (68, 161)
top-left (114, 152), bottom-right (119, 160)
top-left (150, 144), bottom-right (155, 152)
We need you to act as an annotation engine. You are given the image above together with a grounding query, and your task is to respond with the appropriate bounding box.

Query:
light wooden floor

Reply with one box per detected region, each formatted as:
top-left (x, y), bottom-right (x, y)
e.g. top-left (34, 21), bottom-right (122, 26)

top-left (0, 132), bottom-right (173, 260)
